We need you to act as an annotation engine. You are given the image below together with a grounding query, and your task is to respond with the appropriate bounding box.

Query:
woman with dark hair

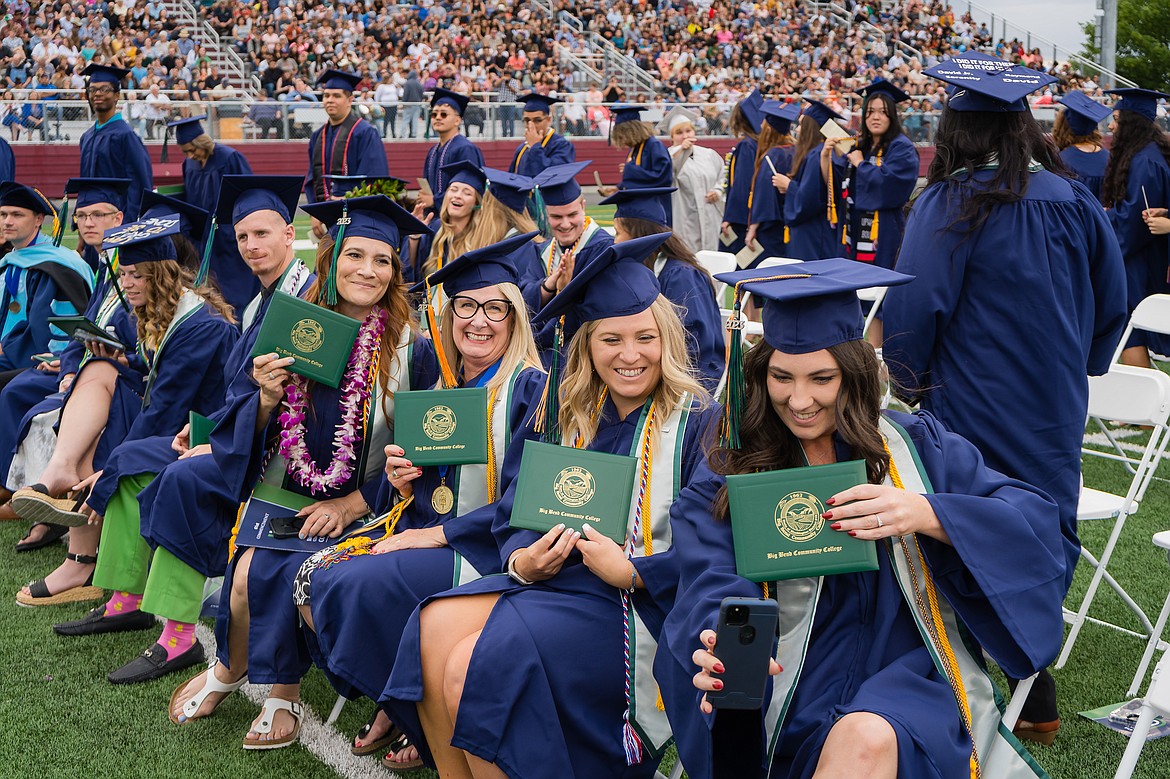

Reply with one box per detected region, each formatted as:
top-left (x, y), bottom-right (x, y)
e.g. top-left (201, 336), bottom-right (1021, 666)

top-left (782, 104), bottom-right (840, 260)
top-left (1100, 88), bottom-right (1170, 366)
top-left (883, 53), bottom-right (1128, 743)
top-left (662, 259), bottom-right (1067, 779)
top-left (829, 80), bottom-right (919, 270)
top-left (603, 186), bottom-right (726, 393)
top-left (720, 90), bottom-right (763, 254)
top-left (1052, 91), bottom-right (1112, 202)
top-left (744, 100), bottom-right (800, 264)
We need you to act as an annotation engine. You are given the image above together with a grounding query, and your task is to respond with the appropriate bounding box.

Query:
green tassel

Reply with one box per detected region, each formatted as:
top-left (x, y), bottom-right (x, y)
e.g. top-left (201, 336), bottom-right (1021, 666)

top-left (720, 299), bottom-right (745, 449)
top-left (106, 250), bottom-right (132, 313)
top-left (52, 198), bottom-right (68, 247)
top-left (529, 187), bottom-right (550, 240)
top-left (195, 218), bottom-right (216, 287)
top-left (542, 317), bottom-right (564, 443)
top-left (325, 209), bottom-right (348, 306)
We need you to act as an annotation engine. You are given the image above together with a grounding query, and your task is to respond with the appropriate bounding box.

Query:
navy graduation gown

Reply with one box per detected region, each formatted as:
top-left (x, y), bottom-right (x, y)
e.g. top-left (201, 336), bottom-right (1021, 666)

top-left (835, 133), bottom-right (918, 268)
top-left (0, 137), bottom-right (13, 183)
top-left (659, 410), bottom-right (1066, 779)
top-left (422, 134), bottom-right (484, 211)
top-left (79, 115), bottom-right (152, 220)
top-left (181, 144), bottom-right (256, 313)
top-left (783, 147), bottom-right (837, 260)
top-left (883, 170), bottom-right (1127, 583)
top-left (722, 137), bottom-right (757, 254)
top-left (656, 257), bottom-right (725, 393)
top-left (1059, 146), bottom-right (1109, 203)
top-left (510, 131), bottom-right (575, 178)
top-left (383, 398), bottom-right (721, 777)
top-left (303, 118), bottom-right (389, 203)
top-left (621, 136), bottom-right (674, 222)
top-left (748, 145), bottom-right (796, 262)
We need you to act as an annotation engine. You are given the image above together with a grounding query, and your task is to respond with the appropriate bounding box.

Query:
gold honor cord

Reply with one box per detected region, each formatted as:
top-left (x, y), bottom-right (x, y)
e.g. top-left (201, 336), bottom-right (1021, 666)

top-left (841, 149), bottom-right (882, 249)
top-left (486, 385), bottom-right (501, 503)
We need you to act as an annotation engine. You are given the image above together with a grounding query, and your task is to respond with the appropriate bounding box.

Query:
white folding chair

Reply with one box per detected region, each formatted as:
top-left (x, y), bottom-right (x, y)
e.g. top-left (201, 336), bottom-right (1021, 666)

top-left (695, 249), bottom-right (737, 302)
top-left (1111, 293), bottom-right (1170, 364)
top-left (1128, 531), bottom-right (1170, 696)
top-left (1057, 366), bottom-right (1170, 669)
top-left (1114, 650), bottom-right (1170, 779)
top-left (858, 285), bottom-right (887, 341)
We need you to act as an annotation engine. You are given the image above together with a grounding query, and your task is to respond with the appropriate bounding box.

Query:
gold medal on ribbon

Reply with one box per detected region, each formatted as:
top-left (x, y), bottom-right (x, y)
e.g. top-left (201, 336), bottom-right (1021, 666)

top-left (8, 301), bottom-right (20, 314)
top-left (431, 483), bottom-right (454, 515)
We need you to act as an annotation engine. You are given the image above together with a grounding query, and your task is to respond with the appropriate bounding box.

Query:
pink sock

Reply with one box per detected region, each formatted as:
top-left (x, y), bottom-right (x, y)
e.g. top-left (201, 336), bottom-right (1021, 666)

top-left (103, 591), bottom-right (143, 617)
top-left (158, 619), bottom-right (197, 660)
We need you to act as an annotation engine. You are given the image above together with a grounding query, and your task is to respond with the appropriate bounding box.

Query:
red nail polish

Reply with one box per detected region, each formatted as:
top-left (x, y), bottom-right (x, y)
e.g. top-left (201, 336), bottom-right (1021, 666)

top-left (822, 511), bottom-right (833, 519)
top-left (847, 530), bottom-right (857, 537)
top-left (712, 680), bottom-right (724, 690)
top-left (826, 498), bottom-right (836, 505)
top-left (713, 662), bottom-right (725, 674)
top-left (830, 523), bottom-right (841, 531)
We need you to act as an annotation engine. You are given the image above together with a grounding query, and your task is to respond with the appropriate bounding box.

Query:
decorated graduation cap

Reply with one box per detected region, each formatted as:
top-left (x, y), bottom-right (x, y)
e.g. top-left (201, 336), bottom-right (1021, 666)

top-left (655, 106), bottom-right (701, 135)
top-left (740, 88), bottom-right (765, 134)
top-left (101, 214), bottom-right (182, 265)
top-left (923, 51), bottom-right (1057, 112)
top-left (82, 63), bottom-right (129, 85)
top-left (409, 231), bottom-right (540, 388)
top-left (167, 115), bottom-right (207, 145)
top-left (300, 195), bottom-right (431, 305)
top-left (483, 168), bottom-right (534, 214)
top-left (713, 258), bottom-right (913, 447)
top-left (1058, 90), bottom-right (1113, 135)
top-left (316, 69), bottom-right (362, 92)
top-left (859, 78), bottom-right (911, 104)
top-left (801, 97), bottom-right (846, 127)
top-left (520, 92), bottom-right (562, 113)
top-left (64, 177), bottom-right (131, 212)
top-left (611, 104), bottom-right (646, 126)
top-left (531, 160), bottom-right (589, 207)
top-left (441, 160), bottom-right (487, 195)
top-left (761, 100), bottom-right (801, 134)
top-left (1105, 87), bottom-right (1170, 123)
top-left (598, 186), bottom-right (676, 228)
top-left (431, 87), bottom-right (469, 115)
top-left (529, 231), bottom-right (672, 441)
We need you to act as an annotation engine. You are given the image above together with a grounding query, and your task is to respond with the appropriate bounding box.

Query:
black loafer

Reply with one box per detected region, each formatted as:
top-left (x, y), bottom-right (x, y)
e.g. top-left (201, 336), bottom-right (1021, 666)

top-left (107, 640), bottom-right (206, 685)
top-left (54, 605), bottom-right (156, 636)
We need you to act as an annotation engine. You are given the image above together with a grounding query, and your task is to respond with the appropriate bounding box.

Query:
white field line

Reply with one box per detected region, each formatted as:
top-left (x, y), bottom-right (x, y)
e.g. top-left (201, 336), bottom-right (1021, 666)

top-left (191, 622), bottom-right (400, 779)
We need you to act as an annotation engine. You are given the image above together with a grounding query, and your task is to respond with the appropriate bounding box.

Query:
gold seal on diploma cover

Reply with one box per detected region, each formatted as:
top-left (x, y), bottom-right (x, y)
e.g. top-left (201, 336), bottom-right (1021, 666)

top-left (553, 466), bottom-right (595, 508)
top-left (431, 484), bottom-right (455, 514)
top-left (775, 491), bottom-right (825, 543)
top-left (290, 318), bottom-right (325, 352)
top-left (422, 404), bottom-right (457, 441)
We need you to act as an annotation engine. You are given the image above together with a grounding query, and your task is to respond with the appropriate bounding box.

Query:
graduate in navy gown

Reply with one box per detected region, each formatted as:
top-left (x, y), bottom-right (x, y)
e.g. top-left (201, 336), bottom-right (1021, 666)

top-left (720, 90), bottom-right (763, 255)
top-left (1053, 91), bottom-right (1111, 202)
top-left (0, 178), bottom-right (128, 532)
top-left (167, 116), bottom-right (256, 314)
top-left (509, 93), bottom-right (575, 179)
top-left (663, 259), bottom-right (1066, 779)
top-left (48, 176), bottom-right (314, 683)
top-left (1100, 87), bottom-right (1170, 365)
top-left (831, 79), bottom-right (919, 270)
top-left (12, 214), bottom-right (238, 610)
top-left (78, 64), bottom-right (152, 223)
top-left (745, 101), bottom-right (800, 264)
top-left (782, 103), bottom-right (839, 260)
top-left (421, 88), bottom-right (485, 219)
top-left (0, 135), bottom-right (14, 183)
top-left (383, 233), bottom-right (720, 778)
top-left (292, 233), bottom-right (546, 769)
top-left (304, 70), bottom-right (390, 239)
top-left (601, 186), bottom-right (726, 393)
top-left (883, 52), bottom-right (1128, 739)
top-left (608, 105), bottom-right (673, 223)
top-left (164, 195), bottom-right (437, 751)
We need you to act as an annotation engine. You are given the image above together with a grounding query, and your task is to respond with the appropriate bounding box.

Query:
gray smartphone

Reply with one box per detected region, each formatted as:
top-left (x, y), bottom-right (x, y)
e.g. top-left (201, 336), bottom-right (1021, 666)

top-left (707, 597), bottom-right (779, 710)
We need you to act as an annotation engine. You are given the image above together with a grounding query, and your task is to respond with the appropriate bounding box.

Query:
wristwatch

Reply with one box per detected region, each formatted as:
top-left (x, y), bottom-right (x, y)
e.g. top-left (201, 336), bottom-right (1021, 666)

top-left (540, 279), bottom-right (556, 294)
top-left (507, 551), bottom-right (535, 585)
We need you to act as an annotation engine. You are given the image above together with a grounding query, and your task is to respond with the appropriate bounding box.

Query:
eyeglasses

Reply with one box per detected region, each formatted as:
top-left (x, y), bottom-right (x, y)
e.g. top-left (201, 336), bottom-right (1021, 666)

top-left (430, 111), bottom-right (454, 119)
top-left (87, 86), bottom-right (116, 96)
top-left (74, 210), bottom-right (120, 223)
top-left (451, 296), bottom-right (513, 322)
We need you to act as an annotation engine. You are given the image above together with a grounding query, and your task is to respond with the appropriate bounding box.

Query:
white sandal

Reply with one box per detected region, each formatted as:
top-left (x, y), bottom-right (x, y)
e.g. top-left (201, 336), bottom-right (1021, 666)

top-left (242, 697), bottom-right (304, 750)
top-left (168, 660), bottom-right (248, 725)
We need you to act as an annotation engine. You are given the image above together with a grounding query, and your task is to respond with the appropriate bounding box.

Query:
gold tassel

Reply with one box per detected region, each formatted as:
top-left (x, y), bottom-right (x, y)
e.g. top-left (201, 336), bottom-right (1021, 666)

top-left (424, 279), bottom-right (458, 388)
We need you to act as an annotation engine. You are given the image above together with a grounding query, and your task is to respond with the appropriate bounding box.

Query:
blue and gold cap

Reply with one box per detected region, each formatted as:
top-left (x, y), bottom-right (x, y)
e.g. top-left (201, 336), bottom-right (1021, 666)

top-left (82, 63), bottom-right (130, 85)
top-left (0, 182), bottom-right (55, 216)
top-left (924, 52), bottom-right (1057, 112)
top-left (64, 178), bottom-right (131, 212)
top-left (520, 93), bottom-right (561, 113)
top-left (531, 160), bottom-right (589, 207)
top-left (410, 231), bottom-right (537, 297)
top-left (215, 175), bottom-right (303, 225)
top-left (483, 168), bottom-right (535, 214)
top-left (317, 69), bottom-right (362, 92)
top-left (801, 97), bottom-right (846, 127)
top-left (167, 115), bottom-right (207, 145)
top-left (1105, 87), bottom-right (1170, 123)
top-left (431, 87), bottom-right (469, 115)
top-left (599, 186), bottom-right (676, 227)
top-left (1058, 90), bottom-right (1113, 134)
top-left (859, 78), bottom-right (911, 104)
top-left (740, 88), bottom-right (765, 134)
top-left (102, 215), bottom-right (182, 264)
top-left (442, 161), bottom-right (487, 195)
top-left (761, 100), bottom-right (801, 134)
top-left (139, 190), bottom-right (209, 244)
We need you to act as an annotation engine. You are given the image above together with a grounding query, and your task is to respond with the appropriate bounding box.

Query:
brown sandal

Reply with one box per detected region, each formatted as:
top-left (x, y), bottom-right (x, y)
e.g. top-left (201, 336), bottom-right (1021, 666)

top-left (15, 552), bottom-right (103, 607)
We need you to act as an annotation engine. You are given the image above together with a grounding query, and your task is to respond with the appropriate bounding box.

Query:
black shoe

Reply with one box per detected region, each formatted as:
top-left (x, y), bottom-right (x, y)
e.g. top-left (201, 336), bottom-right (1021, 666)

top-left (54, 605), bottom-right (155, 636)
top-left (107, 640), bottom-right (206, 685)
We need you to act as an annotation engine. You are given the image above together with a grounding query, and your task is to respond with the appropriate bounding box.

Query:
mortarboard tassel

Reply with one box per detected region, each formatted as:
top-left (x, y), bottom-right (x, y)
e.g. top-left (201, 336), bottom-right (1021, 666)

top-left (532, 316), bottom-right (565, 442)
top-left (105, 248), bottom-right (132, 313)
top-left (528, 186), bottom-right (550, 239)
top-left (52, 198), bottom-right (68, 247)
top-left (325, 205), bottom-right (349, 306)
top-left (423, 279), bottom-right (459, 389)
top-left (719, 288), bottom-right (746, 450)
top-left (195, 217), bottom-right (216, 287)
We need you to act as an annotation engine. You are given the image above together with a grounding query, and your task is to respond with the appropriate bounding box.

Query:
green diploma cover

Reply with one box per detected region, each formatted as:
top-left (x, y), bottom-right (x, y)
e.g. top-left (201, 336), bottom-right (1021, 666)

top-left (509, 440), bottom-right (636, 544)
top-left (394, 387), bottom-right (488, 465)
top-left (188, 411), bottom-right (214, 447)
top-left (726, 460), bottom-right (878, 581)
top-left (250, 292), bottom-right (361, 388)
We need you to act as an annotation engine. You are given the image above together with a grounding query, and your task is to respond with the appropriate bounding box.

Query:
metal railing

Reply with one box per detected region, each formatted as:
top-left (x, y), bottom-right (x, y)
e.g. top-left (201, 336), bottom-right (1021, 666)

top-left (159, 0), bottom-right (261, 97)
top-left (811, 1), bottom-right (927, 64)
top-left (526, 1), bottom-right (658, 96)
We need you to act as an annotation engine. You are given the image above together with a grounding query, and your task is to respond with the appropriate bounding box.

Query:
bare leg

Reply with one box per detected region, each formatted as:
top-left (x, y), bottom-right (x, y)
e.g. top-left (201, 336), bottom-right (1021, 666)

top-left (445, 631), bottom-right (508, 779)
top-left (37, 361), bottom-right (117, 494)
top-left (18, 524), bottom-right (100, 595)
top-left (297, 602), bottom-right (315, 632)
top-left (811, 712), bottom-right (898, 779)
top-left (418, 593), bottom-right (499, 779)
top-left (866, 319), bottom-right (883, 349)
top-left (1120, 345), bottom-right (1152, 369)
top-left (248, 681), bottom-right (302, 742)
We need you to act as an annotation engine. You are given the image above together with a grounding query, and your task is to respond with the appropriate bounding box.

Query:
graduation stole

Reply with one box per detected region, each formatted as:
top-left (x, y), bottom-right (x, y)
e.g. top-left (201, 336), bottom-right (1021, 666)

top-left (514, 128), bottom-right (554, 170)
top-left (542, 217), bottom-right (596, 276)
top-left (761, 416), bottom-right (1046, 779)
top-left (841, 148), bottom-right (881, 261)
top-left (312, 112), bottom-right (361, 200)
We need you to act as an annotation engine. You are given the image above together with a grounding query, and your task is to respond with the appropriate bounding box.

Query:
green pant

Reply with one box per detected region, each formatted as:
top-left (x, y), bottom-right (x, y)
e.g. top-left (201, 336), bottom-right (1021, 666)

top-left (92, 473), bottom-right (206, 624)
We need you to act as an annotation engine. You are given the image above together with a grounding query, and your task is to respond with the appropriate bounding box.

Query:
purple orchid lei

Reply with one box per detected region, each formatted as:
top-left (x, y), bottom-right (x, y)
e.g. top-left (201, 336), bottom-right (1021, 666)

top-left (278, 307), bottom-right (388, 494)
